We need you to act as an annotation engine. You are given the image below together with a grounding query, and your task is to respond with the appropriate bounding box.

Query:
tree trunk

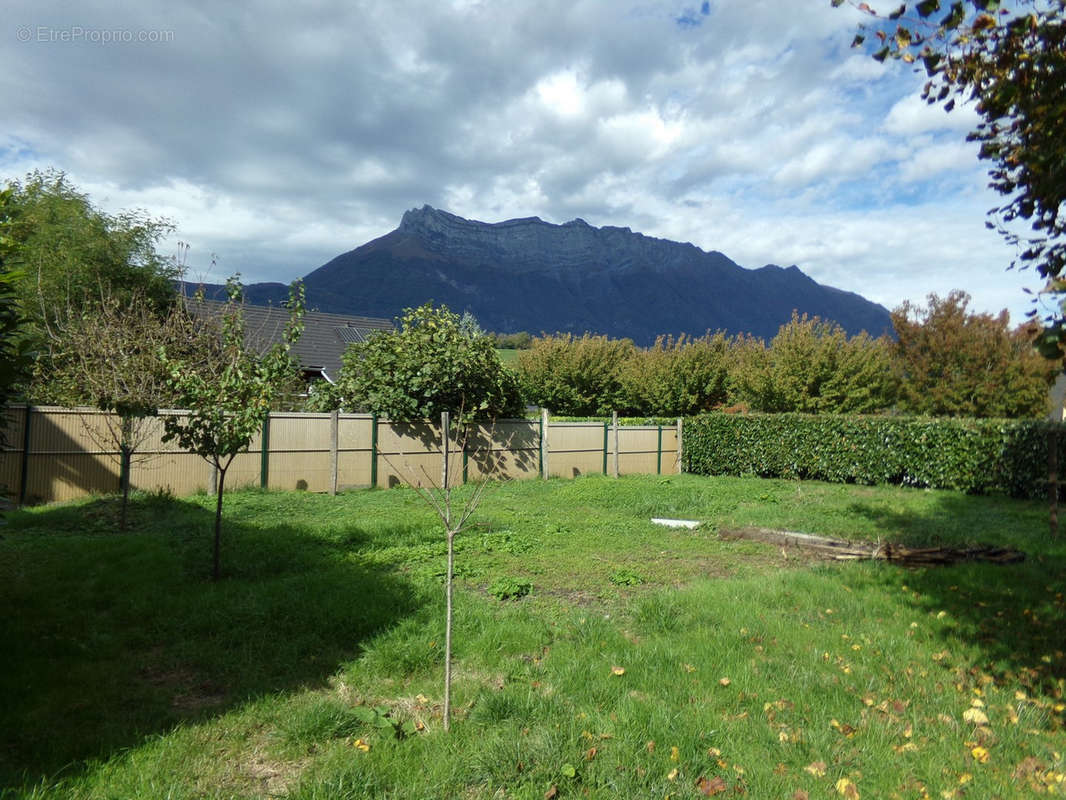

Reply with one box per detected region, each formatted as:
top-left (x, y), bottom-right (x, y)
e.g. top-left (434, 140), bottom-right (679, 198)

top-left (213, 463), bottom-right (227, 581)
top-left (444, 527), bottom-right (455, 731)
top-left (119, 445), bottom-right (132, 532)
top-left (119, 416), bottom-right (134, 531)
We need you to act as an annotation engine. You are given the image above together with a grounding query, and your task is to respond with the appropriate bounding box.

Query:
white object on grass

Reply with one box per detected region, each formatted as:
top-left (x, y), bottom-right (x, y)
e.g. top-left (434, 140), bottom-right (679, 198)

top-left (651, 518), bottom-right (700, 529)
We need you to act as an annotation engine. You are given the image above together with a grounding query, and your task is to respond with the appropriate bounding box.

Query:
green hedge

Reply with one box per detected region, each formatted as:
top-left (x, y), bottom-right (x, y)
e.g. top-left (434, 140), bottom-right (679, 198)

top-left (683, 413), bottom-right (1063, 498)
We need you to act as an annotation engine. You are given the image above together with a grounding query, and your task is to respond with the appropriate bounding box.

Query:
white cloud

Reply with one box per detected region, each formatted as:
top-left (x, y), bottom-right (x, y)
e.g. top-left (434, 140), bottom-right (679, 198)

top-left (883, 93), bottom-right (981, 135)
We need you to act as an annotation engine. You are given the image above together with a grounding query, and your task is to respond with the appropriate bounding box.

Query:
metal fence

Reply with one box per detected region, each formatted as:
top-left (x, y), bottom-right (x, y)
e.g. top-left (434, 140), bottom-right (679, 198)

top-left (0, 406), bottom-right (681, 505)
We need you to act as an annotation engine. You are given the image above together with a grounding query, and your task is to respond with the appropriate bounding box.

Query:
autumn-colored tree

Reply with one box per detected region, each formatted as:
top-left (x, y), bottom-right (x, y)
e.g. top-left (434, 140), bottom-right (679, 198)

top-left (732, 312), bottom-right (898, 414)
top-left (516, 333), bottom-right (635, 415)
top-left (891, 290), bottom-right (1056, 417)
top-left (835, 1), bottom-right (1066, 353)
top-left (620, 333), bottom-right (731, 416)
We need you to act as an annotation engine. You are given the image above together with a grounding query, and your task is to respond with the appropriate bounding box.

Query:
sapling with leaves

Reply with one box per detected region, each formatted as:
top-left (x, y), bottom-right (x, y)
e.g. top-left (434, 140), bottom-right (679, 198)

top-left (350, 305), bottom-right (522, 728)
top-left (160, 276), bottom-right (305, 580)
top-left (382, 409), bottom-right (505, 731)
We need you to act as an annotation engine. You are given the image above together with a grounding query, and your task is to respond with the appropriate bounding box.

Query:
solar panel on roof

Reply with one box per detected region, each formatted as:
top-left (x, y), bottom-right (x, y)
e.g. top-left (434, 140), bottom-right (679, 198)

top-left (335, 326), bottom-right (368, 344)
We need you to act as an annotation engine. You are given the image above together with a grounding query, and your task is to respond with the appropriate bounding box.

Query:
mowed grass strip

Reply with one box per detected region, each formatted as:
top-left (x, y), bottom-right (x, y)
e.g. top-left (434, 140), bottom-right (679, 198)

top-left (1, 475), bottom-right (1063, 799)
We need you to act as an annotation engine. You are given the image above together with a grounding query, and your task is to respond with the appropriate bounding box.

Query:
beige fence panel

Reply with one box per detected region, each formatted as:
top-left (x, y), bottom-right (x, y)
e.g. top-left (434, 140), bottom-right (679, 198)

top-left (547, 422), bottom-right (607, 478)
top-left (265, 413), bottom-right (334, 492)
top-left (376, 420), bottom-right (442, 488)
top-left (336, 414), bottom-right (375, 490)
top-left (465, 419), bottom-right (540, 481)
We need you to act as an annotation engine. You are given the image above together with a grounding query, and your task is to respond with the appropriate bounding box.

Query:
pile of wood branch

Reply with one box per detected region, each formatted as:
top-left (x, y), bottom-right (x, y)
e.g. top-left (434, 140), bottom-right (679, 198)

top-left (718, 527), bottom-right (1025, 566)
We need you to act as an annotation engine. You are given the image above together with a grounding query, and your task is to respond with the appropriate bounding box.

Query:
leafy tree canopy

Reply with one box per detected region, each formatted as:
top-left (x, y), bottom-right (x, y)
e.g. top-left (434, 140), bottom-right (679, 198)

top-left (731, 312), bottom-right (898, 414)
top-left (2, 169), bottom-right (177, 330)
top-left (516, 333), bottom-right (636, 416)
top-left (335, 303), bottom-right (523, 422)
top-left (0, 188), bottom-right (32, 416)
top-left (890, 290), bottom-right (1057, 416)
top-left (834, 0), bottom-right (1066, 353)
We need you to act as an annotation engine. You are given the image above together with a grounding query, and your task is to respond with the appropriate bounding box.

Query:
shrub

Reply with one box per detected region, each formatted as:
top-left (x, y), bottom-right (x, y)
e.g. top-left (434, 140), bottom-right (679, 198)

top-left (620, 333), bottom-right (731, 417)
top-left (730, 313), bottom-right (897, 414)
top-left (334, 304), bottom-right (523, 422)
top-left (516, 333), bottom-right (635, 415)
top-left (683, 412), bottom-right (1063, 498)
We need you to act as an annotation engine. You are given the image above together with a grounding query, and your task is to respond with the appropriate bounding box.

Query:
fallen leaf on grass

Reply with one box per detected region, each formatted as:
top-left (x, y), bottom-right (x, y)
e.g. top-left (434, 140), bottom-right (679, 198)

top-left (963, 707), bottom-right (990, 725)
top-left (830, 719), bottom-right (857, 737)
top-left (835, 777), bottom-right (860, 798)
top-left (667, 768), bottom-right (679, 781)
top-left (696, 775), bottom-right (728, 795)
top-left (719, 677), bottom-right (732, 687)
top-left (352, 738), bottom-right (370, 752)
top-left (611, 666), bottom-right (625, 676)
top-left (792, 792), bottom-right (810, 800)
top-left (544, 786), bottom-right (558, 799)
top-left (670, 746), bottom-right (680, 762)
top-left (804, 761), bottom-right (827, 777)
top-left (971, 746), bottom-right (990, 763)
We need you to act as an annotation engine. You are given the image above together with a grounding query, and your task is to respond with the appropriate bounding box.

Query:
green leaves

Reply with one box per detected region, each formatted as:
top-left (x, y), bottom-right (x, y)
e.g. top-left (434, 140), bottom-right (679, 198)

top-left (160, 277), bottom-right (305, 466)
top-left (684, 412), bottom-right (1062, 498)
top-left (335, 303), bottom-right (522, 423)
top-left (916, 0), bottom-right (940, 17)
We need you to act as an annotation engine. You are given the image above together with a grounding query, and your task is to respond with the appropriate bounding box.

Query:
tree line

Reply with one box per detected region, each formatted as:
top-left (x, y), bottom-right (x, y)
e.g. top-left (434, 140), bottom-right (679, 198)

top-left (504, 296), bottom-right (1056, 419)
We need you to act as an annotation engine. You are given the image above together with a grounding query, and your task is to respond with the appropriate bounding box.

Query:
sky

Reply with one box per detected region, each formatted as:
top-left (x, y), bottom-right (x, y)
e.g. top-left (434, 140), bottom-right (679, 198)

top-left (1, 0), bottom-right (1051, 327)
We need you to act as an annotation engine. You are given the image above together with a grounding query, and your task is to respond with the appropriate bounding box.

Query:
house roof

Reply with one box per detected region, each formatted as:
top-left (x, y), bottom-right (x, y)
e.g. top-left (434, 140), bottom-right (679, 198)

top-left (187, 299), bottom-right (394, 382)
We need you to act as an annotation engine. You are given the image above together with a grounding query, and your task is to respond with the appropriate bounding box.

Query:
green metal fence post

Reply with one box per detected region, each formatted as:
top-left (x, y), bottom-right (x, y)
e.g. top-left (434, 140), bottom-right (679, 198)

top-left (602, 421), bottom-right (609, 475)
top-left (18, 405), bottom-right (32, 506)
top-left (259, 414), bottom-right (270, 488)
top-left (370, 414), bottom-right (379, 489)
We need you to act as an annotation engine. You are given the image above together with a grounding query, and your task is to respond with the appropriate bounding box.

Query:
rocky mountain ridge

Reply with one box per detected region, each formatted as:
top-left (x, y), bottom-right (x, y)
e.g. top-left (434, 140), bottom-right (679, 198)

top-left (190, 205), bottom-right (893, 345)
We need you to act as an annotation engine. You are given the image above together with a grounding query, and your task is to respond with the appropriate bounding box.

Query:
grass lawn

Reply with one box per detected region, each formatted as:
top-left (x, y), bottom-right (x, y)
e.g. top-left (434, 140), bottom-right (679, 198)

top-left (496, 348), bottom-right (520, 366)
top-left (1, 474), bottom-right (1064, 799)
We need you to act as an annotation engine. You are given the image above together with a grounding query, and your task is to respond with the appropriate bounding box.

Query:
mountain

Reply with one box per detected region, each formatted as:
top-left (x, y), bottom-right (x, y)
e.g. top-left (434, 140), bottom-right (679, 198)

top-left (190, 205), bottom-right (893, 344)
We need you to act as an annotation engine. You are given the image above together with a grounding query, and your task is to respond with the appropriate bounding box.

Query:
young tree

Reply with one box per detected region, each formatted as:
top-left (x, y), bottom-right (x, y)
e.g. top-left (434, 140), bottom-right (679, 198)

top-left (160, 277), bottom-right (305, 580)
top-left (333, 303), bottom-right (523, 422)
top-left (29, 286), bottom-right (214, 528)
top-left (379, 410), bottom-right (503, 731)
top-left (891, 290), bottom-right (1057, 416)
top-left (834, 1), bottom-right (1066, 353)
top-left (337, 305), bottom-right (522, 729)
